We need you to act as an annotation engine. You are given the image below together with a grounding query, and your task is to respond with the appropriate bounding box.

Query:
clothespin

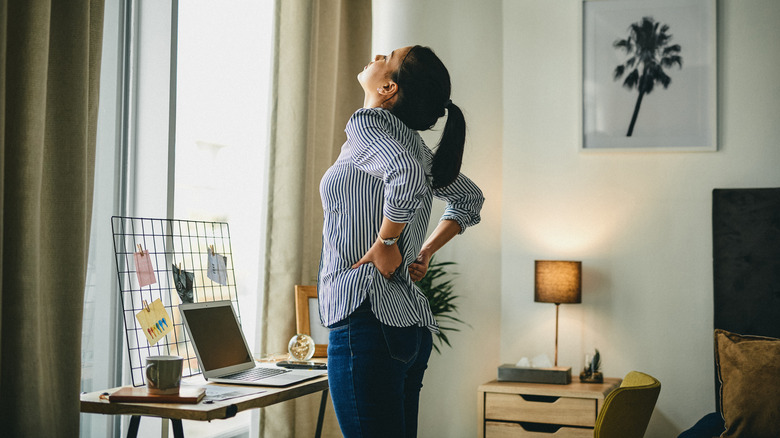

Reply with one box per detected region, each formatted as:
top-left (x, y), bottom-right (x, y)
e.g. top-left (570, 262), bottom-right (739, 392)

top-left (137, 244), bottom-right (144, 255)
top-left (177, 263), bottom-right (182, 270)
top-left (142, 300), bottom-right (150, 312)
top-left (209, 245), bottom-right (214, 255)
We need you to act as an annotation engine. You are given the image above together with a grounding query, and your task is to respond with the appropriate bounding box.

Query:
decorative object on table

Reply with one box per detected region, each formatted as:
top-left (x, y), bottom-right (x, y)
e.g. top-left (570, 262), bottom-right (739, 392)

top-left (171, 263), bottom-right (194, 303)
top-left (497, 353), bottom-right (571, 384)
top-left (582, 0), bottom-right (717, 151)
top-left (580, 349), bottom-right (604, 383)
top-left (288, 333), bottom-right (316, 361)
top-left (294, 285), bottom-right (328, 357)
top-left (498, 362), bottom-right (572, 385)
top-left (417, 255), bottom-right (469, 353)
top-left (534, 260), bottom-right (582, 366)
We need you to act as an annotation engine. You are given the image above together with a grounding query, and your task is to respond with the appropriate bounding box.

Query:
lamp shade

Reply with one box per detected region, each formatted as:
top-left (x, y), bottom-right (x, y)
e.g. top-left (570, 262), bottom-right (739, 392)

top-left (535, 260), bottom-right (582, 304)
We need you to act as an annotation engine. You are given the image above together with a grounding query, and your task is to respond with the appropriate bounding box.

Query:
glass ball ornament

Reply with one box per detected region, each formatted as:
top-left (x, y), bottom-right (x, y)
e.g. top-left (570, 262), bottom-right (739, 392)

top-left (288, 333), bottom-right (315, 361)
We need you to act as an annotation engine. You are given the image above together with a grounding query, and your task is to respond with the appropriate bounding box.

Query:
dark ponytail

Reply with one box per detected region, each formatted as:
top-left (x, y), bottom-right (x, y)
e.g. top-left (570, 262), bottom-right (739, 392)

top-left (432, 102), bottom-right (465, 188)
top-left (390, 46), bottom-right (466, 189)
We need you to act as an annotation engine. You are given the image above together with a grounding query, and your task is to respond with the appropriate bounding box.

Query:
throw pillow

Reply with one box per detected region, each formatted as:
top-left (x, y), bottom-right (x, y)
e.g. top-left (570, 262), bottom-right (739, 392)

top-left (714, 329), bottom-right (780, 438)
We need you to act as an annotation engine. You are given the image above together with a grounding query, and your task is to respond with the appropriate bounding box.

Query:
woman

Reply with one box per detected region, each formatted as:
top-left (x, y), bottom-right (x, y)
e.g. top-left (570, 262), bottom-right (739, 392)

top-left (318, 45), bottom-right (484, 437)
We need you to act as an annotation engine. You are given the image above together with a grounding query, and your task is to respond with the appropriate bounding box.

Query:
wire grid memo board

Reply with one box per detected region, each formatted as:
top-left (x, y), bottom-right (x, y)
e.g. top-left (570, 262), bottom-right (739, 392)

top-left (111, 216), bottom-right (241, 387)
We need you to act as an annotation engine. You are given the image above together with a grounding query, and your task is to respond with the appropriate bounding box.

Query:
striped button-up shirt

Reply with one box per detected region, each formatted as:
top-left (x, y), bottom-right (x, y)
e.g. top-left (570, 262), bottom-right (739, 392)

top-left (318, 107), bottom-right (484, 331)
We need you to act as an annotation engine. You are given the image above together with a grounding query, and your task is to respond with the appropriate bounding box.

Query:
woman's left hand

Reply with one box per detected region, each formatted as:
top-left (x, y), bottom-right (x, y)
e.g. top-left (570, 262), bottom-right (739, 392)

top-left (352, 240), bottom-right (403, 279)
top-left (408, 252), bottom-right (431, 282)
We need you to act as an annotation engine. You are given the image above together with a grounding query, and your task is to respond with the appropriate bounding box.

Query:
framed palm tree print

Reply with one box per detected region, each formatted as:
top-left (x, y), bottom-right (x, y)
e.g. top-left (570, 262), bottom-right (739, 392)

top-left (582, 0), bottom-right (716, 151)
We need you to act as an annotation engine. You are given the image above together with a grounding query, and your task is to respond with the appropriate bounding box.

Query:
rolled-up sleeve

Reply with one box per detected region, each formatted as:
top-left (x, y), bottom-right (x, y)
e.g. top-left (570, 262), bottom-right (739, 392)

top-left (347, 109), bottom-right (427, 223)
top-left (434, 173), bottom-right (484, 233)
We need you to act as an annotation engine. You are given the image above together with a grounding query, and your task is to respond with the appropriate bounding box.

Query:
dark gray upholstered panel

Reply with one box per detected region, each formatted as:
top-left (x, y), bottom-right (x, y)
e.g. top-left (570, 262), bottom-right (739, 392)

top-left (712, 188), bottom-right (780, 338)
top-left (711, 188), bottom-right (780, 412)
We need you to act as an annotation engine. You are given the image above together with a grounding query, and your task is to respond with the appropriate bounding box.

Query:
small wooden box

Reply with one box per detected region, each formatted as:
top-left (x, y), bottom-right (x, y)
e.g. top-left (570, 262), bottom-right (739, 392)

top-left (497, 364), bottom-right (572, 385)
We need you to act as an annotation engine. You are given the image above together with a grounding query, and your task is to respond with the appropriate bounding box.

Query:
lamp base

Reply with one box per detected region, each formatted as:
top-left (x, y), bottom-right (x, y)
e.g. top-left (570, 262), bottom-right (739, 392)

top-left (498, 364), bottom-right (572, 385)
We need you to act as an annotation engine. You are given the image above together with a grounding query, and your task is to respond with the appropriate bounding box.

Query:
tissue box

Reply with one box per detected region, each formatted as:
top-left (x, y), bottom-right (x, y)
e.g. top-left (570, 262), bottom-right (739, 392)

top-left (497, 364), bottom-right (572, 385)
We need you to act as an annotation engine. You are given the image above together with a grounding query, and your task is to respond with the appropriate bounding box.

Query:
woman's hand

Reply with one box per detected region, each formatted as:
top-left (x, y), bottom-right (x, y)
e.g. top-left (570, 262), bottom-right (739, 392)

top-left (407, 219), bottom-right (461, 282)
top-left (352, 239), bottom-right (403, 279)
top-left (408, 252), bottom-right (431, 282)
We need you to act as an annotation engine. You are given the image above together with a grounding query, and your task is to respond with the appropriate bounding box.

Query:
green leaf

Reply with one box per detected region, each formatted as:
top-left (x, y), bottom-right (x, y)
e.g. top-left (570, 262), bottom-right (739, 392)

top-left (418, 255), bottom-right (470, 353)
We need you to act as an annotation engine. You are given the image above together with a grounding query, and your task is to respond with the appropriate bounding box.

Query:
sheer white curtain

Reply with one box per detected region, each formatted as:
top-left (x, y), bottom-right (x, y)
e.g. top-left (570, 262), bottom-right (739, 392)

top-left (81, 1), bottom-right (274, 436)
top-left (258, 0), bottom-right (371, 436)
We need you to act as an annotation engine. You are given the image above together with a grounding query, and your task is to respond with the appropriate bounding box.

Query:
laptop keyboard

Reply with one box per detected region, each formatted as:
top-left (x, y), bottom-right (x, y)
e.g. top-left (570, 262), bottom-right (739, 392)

top-left (221, 367), bottom-right (290, 381)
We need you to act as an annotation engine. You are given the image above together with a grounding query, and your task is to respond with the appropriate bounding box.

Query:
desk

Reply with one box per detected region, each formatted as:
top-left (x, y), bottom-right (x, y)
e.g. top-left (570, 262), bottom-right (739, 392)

top-left (477, 378), bottom-right (621, 438)
top-left (81, 375), bottom-right (329, 438)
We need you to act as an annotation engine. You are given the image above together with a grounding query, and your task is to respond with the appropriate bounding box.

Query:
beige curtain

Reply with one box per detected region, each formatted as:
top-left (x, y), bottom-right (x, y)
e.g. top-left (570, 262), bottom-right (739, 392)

top-left (0, 0), bottom-right (104, 436)
top-left (260, 0), bottom-right (371, 436)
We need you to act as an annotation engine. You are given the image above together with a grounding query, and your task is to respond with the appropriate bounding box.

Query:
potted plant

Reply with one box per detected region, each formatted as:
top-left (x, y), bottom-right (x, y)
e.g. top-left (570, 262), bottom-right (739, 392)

top-left (417, 255), bottom-right (469, 353)
top-left (580, 349), bottom-right (604, 383)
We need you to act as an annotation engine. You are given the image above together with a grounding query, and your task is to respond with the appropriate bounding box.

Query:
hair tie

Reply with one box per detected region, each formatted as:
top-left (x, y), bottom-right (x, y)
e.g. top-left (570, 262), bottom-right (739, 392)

top-left (445, 99), bottom-right (452, 108)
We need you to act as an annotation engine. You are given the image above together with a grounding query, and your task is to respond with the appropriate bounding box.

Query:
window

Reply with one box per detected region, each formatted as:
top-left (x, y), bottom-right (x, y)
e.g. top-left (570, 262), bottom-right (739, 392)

top-left (81, 1), bottom-right (273, 436)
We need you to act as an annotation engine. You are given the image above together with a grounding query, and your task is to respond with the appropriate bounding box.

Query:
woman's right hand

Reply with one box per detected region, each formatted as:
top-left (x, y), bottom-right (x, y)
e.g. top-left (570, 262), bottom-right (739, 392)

top-left (352, 239), bottom-right (403, 279)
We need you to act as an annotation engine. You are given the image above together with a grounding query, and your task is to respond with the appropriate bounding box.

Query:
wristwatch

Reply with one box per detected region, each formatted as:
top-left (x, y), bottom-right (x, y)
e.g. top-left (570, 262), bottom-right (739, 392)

top-left (379, 234), bottom-right (400, 246)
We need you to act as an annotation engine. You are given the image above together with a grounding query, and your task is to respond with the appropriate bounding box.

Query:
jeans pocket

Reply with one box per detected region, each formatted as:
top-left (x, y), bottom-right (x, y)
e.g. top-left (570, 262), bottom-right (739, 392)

top-left (380, 324), bottom-right (420, 364)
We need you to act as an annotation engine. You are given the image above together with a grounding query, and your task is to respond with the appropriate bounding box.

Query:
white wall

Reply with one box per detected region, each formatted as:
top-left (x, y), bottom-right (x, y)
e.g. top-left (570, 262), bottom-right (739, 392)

top-left (373, 0), bottom-right (780, 436)
top-left (502, 1), bottom-right (780, 436)
top-left (377, 0), bottom-right (780, 437)
top-left (373, 1), bottom-right (504, 437)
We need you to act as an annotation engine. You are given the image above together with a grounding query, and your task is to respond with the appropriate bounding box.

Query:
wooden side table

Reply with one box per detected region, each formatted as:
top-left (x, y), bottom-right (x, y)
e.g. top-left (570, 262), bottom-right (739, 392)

top-left (478, 377), bottom-right (621, 438)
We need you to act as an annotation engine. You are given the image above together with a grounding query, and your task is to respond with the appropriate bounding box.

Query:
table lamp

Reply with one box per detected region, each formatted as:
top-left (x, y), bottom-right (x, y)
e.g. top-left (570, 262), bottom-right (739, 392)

top-left (535, 260), bottom-right (582, 367)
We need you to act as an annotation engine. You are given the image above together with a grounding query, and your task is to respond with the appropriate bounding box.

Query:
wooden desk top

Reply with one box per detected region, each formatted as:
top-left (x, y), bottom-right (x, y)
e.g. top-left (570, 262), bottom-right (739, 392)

top-left (81, 375), bottom-right (329, 422)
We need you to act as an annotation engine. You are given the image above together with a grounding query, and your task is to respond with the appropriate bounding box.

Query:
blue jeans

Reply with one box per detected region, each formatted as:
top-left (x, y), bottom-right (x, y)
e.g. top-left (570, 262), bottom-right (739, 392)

top-left (327, 301), bottom-right (433, 438)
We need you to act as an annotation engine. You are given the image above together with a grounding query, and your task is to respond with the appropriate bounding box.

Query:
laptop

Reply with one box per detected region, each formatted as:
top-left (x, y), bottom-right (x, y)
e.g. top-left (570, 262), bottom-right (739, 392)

top-left (179, 300), bottom-right (326, 387)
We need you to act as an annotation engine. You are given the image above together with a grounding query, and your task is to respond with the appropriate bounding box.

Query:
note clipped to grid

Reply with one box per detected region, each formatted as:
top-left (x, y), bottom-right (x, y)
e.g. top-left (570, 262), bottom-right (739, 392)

top-left (135, 299), bottom-right (172, 345)
top-left (172, 264), bottom-right (195, 303)
top-left (134, 248), bottom-right (157, 288)
top-left (207, 250), bottom-right (228, 285)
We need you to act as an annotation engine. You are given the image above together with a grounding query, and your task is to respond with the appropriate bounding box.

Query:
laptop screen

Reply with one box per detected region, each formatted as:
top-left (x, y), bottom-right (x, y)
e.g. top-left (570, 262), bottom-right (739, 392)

top-left (180, 302), bottom-right (252, 372)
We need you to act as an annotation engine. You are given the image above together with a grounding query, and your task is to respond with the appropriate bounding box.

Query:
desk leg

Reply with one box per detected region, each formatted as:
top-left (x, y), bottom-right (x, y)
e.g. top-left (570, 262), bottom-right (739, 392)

top-left (125, 416), bottom-right (184, 438)
top-left (171, 419), bottom-right (184, 438)
top-left (315, 389), bottom-right (328, 438)
top-left (127, 416), bottom-right (141, 438)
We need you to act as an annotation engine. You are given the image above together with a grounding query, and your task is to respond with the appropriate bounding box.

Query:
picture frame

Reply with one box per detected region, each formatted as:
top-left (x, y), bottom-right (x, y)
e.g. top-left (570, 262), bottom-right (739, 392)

top-left (294, 285), bottom-right (328, 358)
top-left (582, 0), bottom-right (717, 151)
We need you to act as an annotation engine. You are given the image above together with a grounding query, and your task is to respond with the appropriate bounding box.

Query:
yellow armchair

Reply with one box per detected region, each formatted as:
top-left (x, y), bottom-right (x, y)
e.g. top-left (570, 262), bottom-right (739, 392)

top-left (594, 371), bottom-right (661, 438)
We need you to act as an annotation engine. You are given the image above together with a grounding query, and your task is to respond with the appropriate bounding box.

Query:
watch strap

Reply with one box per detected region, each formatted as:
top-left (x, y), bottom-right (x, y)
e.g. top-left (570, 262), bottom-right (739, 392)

top-left (379, 234), bottom-right (400, 245)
